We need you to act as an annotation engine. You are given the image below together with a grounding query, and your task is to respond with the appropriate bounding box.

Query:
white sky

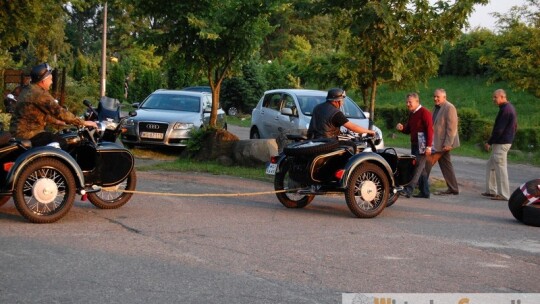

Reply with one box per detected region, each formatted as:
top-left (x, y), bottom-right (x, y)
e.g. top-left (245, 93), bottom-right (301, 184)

top-left (467, 0), bottom-right (528, 30)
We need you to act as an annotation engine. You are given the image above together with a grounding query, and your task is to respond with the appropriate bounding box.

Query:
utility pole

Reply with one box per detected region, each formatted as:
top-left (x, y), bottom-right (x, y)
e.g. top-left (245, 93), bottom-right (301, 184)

top-left (100, 2), bottom-right (108, 97)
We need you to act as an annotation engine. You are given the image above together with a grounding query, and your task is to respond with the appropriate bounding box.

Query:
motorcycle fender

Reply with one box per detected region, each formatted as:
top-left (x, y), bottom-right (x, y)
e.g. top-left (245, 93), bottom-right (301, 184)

top-left (274, 154), bottom-right (288, 173)
top-left (339, 152), bottom-right (395, 189)
top-left (5, 147), bottom-right (85, 192)
top-left (94, 142), bottom-right (135, 186)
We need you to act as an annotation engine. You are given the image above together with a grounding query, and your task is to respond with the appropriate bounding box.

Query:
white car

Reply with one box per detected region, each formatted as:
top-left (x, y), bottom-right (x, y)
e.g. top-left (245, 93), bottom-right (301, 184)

top-left (121, 90), bottom-right (226, 147)
top-left (250, 89), bottom-right (384, 148)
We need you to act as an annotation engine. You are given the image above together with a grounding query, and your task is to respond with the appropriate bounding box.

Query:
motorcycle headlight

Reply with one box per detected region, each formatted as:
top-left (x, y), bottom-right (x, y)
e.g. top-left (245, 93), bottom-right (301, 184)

top-left (173, 122), bottom-right (194, 130)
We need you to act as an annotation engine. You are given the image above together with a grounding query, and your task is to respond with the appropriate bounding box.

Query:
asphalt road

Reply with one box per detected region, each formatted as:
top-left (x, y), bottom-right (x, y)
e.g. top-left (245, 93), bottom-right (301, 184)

top-left (0, 126), bottom-right (538, 303)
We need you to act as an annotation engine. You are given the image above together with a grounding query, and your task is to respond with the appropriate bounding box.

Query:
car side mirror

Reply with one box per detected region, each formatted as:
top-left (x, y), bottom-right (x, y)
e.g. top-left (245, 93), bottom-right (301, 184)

top-left (281, 107), bottom-right (295, 116)
top-left (363, 111), bottom-right (370, 119)
top-left (131, 102), bottom-right (140, 109)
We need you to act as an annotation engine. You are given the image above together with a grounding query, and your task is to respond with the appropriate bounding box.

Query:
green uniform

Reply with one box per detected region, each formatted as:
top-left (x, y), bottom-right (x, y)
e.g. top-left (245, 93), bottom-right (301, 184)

top-left (9, 84), bottom-right (85, 139)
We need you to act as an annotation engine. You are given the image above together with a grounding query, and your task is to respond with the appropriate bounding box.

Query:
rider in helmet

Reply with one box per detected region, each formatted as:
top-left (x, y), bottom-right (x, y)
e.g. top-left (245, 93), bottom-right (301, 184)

top-left (307, 88), bottom-right (375, 139)
top-left (9, 63), bottom-right (97, 149)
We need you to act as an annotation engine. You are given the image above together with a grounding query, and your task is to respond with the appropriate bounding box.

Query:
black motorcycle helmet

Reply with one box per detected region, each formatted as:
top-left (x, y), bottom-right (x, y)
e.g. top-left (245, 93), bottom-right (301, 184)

top-left (326, 88), bottom-right (346, 101)
top-left (30, 63), bottom-right (53, 83)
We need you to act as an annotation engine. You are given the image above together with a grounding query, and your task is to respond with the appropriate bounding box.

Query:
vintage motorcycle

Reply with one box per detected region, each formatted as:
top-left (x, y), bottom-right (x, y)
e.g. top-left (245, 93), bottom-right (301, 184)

top-left (266, 132), bottom-right (416, 218)
top-left (0, 101), bottom-right (136, 223)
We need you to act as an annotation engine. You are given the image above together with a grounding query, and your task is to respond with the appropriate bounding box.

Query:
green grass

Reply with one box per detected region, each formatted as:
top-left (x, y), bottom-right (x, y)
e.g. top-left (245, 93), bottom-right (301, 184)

top-left (226, 114), bottom-right (252, 127)
top-left (373, 76), bottom-right (539, 128)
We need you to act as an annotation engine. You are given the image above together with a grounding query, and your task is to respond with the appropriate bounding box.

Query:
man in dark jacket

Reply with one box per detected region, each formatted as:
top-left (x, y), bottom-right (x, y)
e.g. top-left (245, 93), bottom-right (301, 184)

top-left (482, 89), bottom-right (517, 201)
top-left (307, 88), bottom-right (375, 139)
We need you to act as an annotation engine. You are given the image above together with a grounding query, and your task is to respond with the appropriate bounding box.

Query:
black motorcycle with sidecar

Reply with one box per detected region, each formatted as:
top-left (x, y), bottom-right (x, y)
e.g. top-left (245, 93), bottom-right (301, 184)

top-left (0, 101), bottom-right (136, 223)
top-left (266, 133), bottom-right (416, 218)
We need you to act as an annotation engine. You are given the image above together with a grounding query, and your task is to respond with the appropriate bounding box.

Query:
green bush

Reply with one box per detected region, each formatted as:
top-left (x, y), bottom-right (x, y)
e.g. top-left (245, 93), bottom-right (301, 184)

top-left (514, 128), bottom-right (540, 152)
top-left (375, 105), bottom-right (409, 130)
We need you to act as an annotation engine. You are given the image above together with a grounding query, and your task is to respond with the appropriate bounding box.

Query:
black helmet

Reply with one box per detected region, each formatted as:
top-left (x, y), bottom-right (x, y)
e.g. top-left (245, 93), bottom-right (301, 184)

top-left (30, 63), bottom-right (53, 83)
top-left (326, 88), bottom-right (346, 101)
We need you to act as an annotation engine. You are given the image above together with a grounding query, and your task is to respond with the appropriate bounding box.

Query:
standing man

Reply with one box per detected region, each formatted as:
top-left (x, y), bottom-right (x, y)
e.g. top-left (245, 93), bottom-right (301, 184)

top-left (396, 92), bottom-right (433, 198)
top-left (427, 88), bottom-right (460, 195)
top-left (307, 88), bottom-right (375, 139)
top-left (483, 89), bottom-right (517, 201)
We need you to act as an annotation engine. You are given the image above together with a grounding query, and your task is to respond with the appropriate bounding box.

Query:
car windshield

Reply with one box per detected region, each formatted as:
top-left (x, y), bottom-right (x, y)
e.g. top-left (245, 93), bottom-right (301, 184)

top-left (140, 94), bottom-right (201, 112)
top-left (296, 95), bottom-right (366, 119)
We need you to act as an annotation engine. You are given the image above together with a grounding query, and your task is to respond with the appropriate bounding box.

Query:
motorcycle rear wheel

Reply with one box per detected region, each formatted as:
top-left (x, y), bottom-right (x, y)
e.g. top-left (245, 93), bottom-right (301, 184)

top-left (274, 161), bottom-right (314, 208)
top-left (345, 163), bottom-right (389, 218)
top-left (14, 158), bottom-right (76, 223)
top-left (88, 169), bottom-right (137, 209)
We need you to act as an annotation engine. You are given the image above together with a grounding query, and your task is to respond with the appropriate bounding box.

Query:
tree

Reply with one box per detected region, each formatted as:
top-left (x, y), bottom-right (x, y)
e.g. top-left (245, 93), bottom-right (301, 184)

top-left (311, 0), bottom-right (488, 119)
top-left (0, 0), bottom-right (69, 68)
top-left (479, 0), bottom-right (540, 97)
top-left (129, 0), bottom-right (280, 127)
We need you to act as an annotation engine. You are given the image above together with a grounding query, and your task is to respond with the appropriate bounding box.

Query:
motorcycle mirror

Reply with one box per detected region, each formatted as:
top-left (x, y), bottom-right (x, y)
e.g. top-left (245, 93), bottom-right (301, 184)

top-left (83, 99), bottom-right (93, 107)
top-left (6, 94), bottom-right (15, 100)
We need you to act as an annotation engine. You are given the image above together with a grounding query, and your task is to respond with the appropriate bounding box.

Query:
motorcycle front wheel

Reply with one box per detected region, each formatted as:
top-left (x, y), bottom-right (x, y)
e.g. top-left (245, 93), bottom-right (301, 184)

top-left (345, 163), bottom-right (389, 218)
top-left (274, 161), bottom-right (314, 208)
top-left (88, 169), bottom-right (137, 209)
top-left (14, 158), bottom-right (76, 223)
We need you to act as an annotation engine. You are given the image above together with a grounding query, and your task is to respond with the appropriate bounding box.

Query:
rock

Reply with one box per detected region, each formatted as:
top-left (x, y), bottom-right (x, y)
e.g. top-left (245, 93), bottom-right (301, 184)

top-left (232, 139), bottom-right (278, 166)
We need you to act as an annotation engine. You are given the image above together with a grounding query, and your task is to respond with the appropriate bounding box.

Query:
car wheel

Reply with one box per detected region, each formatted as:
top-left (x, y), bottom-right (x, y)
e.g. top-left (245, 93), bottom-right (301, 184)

top-left (227, 107), bottom-right (238, 116)
top-left (345, 163), bottom-right (389, 218)
top-left (250, 127), bottom-right (261, 139)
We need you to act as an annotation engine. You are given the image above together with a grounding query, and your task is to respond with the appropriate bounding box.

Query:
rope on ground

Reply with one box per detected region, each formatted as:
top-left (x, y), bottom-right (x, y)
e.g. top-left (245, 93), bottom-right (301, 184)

top-left (103, 189), bottom-right (297, 197)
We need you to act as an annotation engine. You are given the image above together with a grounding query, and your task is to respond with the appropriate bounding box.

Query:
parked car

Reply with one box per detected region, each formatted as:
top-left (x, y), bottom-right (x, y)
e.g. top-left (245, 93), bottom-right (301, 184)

top-left (250, 89), bottom-right (384, 148)
top-left (121, 90), bottom-right (226, 148)
top-left (181, 85), bottom-right (239, 116)
top-left (181, 86), bottom-right (211, 93)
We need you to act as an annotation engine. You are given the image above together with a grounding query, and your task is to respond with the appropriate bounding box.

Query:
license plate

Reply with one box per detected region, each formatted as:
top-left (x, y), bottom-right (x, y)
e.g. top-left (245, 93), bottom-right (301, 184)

top-left (140, 132), bottom-right (164, 139)
top-left (266, 163), bottom-right (277, 175)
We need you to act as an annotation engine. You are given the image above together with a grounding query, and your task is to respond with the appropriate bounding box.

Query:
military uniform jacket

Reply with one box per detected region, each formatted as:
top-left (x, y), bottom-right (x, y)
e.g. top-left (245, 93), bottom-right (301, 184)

top-left (9, 84), bottom-right (85, 139)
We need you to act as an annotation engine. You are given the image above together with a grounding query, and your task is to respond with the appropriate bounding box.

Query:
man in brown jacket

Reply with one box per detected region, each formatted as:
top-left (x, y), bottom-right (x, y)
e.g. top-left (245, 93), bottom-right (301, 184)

top-left (426, 88), bottom-right (460, 195)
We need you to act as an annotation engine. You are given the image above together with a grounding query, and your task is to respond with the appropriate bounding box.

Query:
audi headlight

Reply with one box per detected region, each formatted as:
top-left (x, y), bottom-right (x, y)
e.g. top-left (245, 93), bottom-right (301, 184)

top-left (173, 122), bottom-right (194, 130)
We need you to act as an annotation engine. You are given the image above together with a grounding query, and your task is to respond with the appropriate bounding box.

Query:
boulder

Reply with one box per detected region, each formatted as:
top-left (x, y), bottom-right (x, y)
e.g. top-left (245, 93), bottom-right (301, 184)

top-left (232, 139), bottom-right (278, 166)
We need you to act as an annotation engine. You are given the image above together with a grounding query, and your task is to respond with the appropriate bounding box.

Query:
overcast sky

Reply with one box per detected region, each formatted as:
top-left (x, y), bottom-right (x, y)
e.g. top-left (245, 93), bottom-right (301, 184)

top-left (467, 0), bottom-right (528, 30)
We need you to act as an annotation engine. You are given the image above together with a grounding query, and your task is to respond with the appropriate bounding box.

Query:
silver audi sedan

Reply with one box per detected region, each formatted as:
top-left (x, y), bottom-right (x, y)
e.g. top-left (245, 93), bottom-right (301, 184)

top-left (121, 90), bottom-right (226, 148)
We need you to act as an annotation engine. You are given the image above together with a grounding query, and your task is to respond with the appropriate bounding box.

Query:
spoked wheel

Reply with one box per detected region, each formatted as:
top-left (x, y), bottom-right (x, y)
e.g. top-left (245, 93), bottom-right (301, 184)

top-left (386, 192), bottom-right (399, 207)
top-left (14, 158), bottom-right (76, 223)
top-left (88, 169), bottom-right (137, 209)
top-left (0, 196), bottom-right (11, 207)
top-left (345, 163), bottom-right (389, 218)
top-left (274, 161), bottom-right (314, 208)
